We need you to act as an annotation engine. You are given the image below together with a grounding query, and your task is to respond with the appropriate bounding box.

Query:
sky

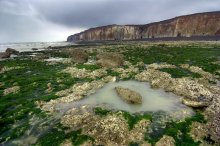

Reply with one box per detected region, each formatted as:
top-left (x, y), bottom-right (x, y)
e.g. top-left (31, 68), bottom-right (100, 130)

top-left (0, 0), bottom-right (219, 43)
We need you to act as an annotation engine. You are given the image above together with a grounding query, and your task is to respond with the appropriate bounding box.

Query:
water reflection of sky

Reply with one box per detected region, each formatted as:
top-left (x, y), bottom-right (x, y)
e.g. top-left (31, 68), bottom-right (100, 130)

top-left (0, 42), bottom-right (75, 52)
top-left (56, 80), bottom-right (194, 118)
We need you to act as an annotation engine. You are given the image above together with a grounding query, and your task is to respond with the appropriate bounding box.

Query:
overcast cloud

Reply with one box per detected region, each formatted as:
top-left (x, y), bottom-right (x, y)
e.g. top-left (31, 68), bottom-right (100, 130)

top-left (0, 0), bottom-right (219, 43)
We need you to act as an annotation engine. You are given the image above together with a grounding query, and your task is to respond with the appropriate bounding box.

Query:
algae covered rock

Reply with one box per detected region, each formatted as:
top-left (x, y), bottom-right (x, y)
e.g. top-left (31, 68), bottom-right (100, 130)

top-left (155, 135), bottom-right (175, 146)
top-left (96, 53), bottom-right (124, 68)
top-left (71, 49), bottom-right (88, 63)
top-left (0, 52), bottom-right (10, 59)
top-left (115, 86), bottom-right (142, 104)
top-left (4, 86), bottom-right (20, 96)
top-left (0, 48), bottom-right (19, 59)
top-left (61, 106), bottom-right (150, 146)
top-left (135, 65), bottom-right (214, 108)
top-left (5, 48), bottom-right (19, 54)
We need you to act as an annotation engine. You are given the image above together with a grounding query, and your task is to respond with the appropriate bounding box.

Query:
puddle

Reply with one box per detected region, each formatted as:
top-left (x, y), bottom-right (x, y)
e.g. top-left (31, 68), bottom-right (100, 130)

top-left (56, 80), bottom-right (194, 117)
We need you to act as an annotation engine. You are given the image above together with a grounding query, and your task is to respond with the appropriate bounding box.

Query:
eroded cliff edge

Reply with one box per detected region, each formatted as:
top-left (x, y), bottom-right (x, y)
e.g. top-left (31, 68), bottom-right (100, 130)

top-left (67, 11), bottom-right (220, 42)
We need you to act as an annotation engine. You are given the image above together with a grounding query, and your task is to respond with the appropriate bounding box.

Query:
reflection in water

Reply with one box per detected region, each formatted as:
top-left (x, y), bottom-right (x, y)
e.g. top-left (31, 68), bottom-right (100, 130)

top-left (0, 42), bottom-right (75, 52)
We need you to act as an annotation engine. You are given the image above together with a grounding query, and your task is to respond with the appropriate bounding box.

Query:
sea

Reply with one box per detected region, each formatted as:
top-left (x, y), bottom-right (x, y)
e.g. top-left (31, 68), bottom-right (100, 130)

top-left (0, 41), bottom-right (76, 52)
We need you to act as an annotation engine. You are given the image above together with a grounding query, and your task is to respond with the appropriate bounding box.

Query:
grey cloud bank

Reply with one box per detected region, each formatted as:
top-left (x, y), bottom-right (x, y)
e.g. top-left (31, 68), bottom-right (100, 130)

top-left (0, 0), bottom-right (220, 43)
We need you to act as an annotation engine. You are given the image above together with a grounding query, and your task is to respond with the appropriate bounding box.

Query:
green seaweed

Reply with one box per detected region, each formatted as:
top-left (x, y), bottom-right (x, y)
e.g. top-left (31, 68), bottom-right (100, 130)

top-left (106, 69), bottom-right (121, 77)
top-left (203, 135), bottom-right (215, 145)
top-left (93, 108), bottom-right (152, 130)
top-left (122, 45), bottom-right (220, 75)
top-left (159, 67), bottom-right (202, 78)
top-left (145, 112), bottom-right (206, 146)
top-left (129, 142), bottom-right (139, 146)
top-left (34, 127), bottom-right (66, 146)
top-left (71, 129), bottom-right (94, 146)
top-left (121, 72), bottom-right (137, 80)
top-left (122, 111), bottom-right (152, 130)
top-left (94, 107), bottom-right (110, 116)
top-left (47, 50), bottom-right (70, 58)
top-left (0, 59), bottom-right (92, 144)
top-left (1, 43), bottom-right (219, 145)
top-left (34, 125), bottom-right (94, 146)
top-left (75, 64), bottom-right (100, 71)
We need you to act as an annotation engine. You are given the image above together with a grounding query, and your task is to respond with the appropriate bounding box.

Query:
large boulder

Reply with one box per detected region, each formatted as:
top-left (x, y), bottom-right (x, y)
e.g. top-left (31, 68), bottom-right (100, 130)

top-left (5, 48), bottom-right (19, 54)
top-left (115, 86), bottom-right (142, 104)
top-left (0, 52), bottom-right (10, 59)
top-left (71, 49), bottom-right (88, 63)
top-left (96, 53), bottom-right (124, 68)
top-left (0, 48), bottom-right (19, 59)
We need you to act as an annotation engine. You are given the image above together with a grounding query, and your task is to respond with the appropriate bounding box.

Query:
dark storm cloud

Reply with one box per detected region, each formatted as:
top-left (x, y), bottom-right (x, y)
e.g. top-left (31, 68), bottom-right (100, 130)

top-left (0, 0), bottom-right (220, 43)
top-left (31, 0), bottom-right (220, 28)
top-left (0, 0), bottom-right (81, 43)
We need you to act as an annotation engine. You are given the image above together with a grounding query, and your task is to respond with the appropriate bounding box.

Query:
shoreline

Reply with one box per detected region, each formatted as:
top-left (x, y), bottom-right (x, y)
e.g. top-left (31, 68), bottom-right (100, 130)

top-left (70, 36), bottom-right (220, 44)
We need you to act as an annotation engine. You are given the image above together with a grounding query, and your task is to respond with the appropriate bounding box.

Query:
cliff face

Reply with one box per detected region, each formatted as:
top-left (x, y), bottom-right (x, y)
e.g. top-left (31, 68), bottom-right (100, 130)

top-left (67, 11), bottom-right (220, 42)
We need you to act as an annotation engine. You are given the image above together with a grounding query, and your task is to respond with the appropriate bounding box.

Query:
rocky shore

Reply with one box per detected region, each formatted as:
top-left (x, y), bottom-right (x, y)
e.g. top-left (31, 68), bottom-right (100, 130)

top-left (0, 41), bottom-right (220, 145)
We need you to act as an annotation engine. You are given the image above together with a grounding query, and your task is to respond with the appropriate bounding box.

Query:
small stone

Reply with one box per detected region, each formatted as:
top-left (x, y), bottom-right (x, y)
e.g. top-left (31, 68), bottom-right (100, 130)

top-left (46, 83), bottom-right (53, 93)
top-left (140, 142), bottom-right (152, 146)
top-left (4, 86), bottom-right (20, 96)
top-left (155, 135), bottom-right (175, 146)
top-left (0, 82), bottom-right (4, 88)
top-left (115, 86), bottom-right (142, 104)
top-left (60, 139), bottom-right (73, 146)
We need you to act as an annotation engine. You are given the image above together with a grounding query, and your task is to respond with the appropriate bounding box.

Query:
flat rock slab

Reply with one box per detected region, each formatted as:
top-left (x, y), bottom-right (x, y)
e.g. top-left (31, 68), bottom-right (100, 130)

top-left (115, 86), bottom-right (142, 104)
top-left (182, 98), bottom-right (210, 108)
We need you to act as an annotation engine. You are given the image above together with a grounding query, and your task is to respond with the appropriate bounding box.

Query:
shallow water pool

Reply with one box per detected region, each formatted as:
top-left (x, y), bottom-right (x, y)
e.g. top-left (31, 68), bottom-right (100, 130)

top-left (74, 80), bottom-right (193, 114)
